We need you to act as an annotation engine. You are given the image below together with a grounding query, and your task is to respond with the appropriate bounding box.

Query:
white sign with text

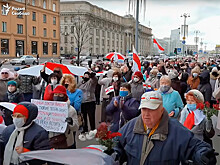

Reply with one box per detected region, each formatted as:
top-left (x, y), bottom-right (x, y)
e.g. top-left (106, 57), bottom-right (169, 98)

top-left (31, 99), bottom-right (68, 133)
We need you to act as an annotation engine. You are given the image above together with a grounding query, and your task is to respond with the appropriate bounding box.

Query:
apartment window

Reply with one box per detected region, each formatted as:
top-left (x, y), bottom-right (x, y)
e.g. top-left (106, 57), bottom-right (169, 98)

top-left (102, 30), bottom-right (105, 37)
top-left (2, 22), bottom-right (7, 32)
top-left (107, 40), bottom-right (110, 46)
top-left (53, 17), bottom-right (56, 25)
top-left (43, 42), bottom-right (48, 54)
top-left (17, 11), bottom-right (23, 18)
top-left (32, 0), bottom-right (35, 6)
top-left (52, 43), bottom-right (57, 54)
top-left (64, 47), bottom-right (68, 54)
top-left (31, 41), bottom-right (37, 54)
top-left (53, 3), bottom-right (56, 12)
top-left (64, 26), bottom-right (67, 32)
top-left (117, 41), bottom-right (119, 47)
top-left (32, 27), bottom-right (36, 36)
top-left (96, 48), bottom-right (99, 54)
top-left (90, 37), bottom-right (93, 44)
top-left (90, 29), bottom-right (93, 34)
top-left (71, 26), bottom-right (74, 33)
top-left (102, 39), bottom-right (105, 46)
top-left (96, 38), bottom-right (99, 45)
top-left (43, 0), bottom-right (46, 9)
top-left (107, 32), bottom-right (110, 38)
top-left (64, 36), bottom-right (67, 43)
top-left (53, 30), bottom-right (56, 38)
top-left (32, 12), bottom-right (36, 21)
top-left (17, 24), bottom-right (23, 34)
top-left (96, 29), bottom-right (99, 36)
top-left (43, 14), bottom-right (46, 23)
top-left (1, 39), bottom-right (9, 55)
top-left (71, 47), bottom-right (74, 53)
top-left (112, 33), bottom-right (115, 39)
top-left (2, 5), bottom-right (6, 15)
top-left (43, 28), bottom-right (47, 37)
top-left (117, 34), bottom-right (119, 39)
top-left (64, 17), bottom-right (67, 22)
top-left (112, 41), bottom-right (114, 47)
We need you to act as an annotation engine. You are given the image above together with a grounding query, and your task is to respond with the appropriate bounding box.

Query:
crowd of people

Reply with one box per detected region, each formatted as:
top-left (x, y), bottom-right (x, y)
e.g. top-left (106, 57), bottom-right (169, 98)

top-left (0, 57), bottom-right (219, 164)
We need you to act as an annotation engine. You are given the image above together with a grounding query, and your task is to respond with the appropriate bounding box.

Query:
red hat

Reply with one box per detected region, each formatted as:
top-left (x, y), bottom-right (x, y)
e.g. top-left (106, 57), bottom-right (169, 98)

top-left (52, 85), bottom-right (67, 97)
top-left (134, 71), bottom-right (143, 80)
top-left (13, 105), bottom-right (29, 119)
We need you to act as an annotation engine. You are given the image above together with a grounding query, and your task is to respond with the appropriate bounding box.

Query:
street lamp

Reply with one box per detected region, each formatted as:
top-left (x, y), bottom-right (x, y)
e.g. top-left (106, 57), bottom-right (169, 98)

top-left (180, 13), bottom-right (190, 56)
top-left (194, 30), bottom-right (200, 55)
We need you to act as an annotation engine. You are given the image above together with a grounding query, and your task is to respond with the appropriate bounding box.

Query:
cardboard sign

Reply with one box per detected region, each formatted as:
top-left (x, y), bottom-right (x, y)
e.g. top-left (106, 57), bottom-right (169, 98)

top-left (31, 99), bottom-right (68, 133)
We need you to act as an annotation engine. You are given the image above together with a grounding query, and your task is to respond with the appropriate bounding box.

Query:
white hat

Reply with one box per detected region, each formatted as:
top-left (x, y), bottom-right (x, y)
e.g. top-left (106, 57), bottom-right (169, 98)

top-left (186, 89), bottom-right (204, 103)
top-left (139, 91), bottom-right (163, 110)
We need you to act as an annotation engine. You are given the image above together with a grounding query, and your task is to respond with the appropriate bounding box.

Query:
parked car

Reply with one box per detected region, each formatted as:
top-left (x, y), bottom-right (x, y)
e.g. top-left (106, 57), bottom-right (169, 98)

top-left (10, 55), bottom-right (37, 65)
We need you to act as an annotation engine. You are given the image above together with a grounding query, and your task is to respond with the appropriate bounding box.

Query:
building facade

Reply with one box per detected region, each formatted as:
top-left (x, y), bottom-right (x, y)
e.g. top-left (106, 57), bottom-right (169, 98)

top-left (0, 0), bottom-right (60, 58)
top-left (60, 1), bottom-right (152, 56)
top-left (186, 45), bottom-right (197, 55)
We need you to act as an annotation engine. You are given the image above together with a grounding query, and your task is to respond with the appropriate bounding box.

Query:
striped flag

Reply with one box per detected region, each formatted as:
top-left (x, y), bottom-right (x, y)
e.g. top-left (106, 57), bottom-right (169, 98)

top-left (105, 85), bottom-right (114, 95)
top-left (132, 46), bottom-right (141, 72)
top-left (153, 38), bottom-right (164, 52)
top-left (143, 84), bottom-right (152, 89)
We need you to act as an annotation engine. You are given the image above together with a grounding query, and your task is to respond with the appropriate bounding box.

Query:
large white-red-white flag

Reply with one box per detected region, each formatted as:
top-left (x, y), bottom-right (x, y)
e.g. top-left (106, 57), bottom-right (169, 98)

top-left (153, 38), bottom-right (164, 53)
top-left (105, 85), bottom-right (114, 95)
top-left (132, 47), bottom-right (141, 72)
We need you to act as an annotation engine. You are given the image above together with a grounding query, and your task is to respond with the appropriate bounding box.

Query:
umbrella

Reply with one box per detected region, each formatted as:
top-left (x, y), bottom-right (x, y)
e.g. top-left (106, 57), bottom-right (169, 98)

top-left (18, 62), bottom-right (88, 77)
top-left (105, 52), bottom-right (125, 60)
top-left (20, 149), bottom-right (114, 165)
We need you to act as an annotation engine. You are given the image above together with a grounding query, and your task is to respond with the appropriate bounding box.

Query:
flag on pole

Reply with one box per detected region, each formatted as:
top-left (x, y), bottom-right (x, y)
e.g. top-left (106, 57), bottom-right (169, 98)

top-left (105, 86), bottom-right (114, 95)
top-left (132, 46), bottom-right (141, 72)
top-left (153, 38), bottom-right (164, 52)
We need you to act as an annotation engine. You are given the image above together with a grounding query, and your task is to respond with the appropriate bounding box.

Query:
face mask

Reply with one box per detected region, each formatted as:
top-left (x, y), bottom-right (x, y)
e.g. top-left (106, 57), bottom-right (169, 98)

top-left (83, 77), bottom-right (90, 82)
top-left (64, 84), bottom-right (69, 89)
top-left (8, 86), bottom-right (16, 93)
top-left (106, 67), bottom-right (109, 70)
top-left (13, 117), bottom-right (25, 128)
top-left (192, 73), bottom-right (198, 78)
top-left (187, 104), bottom-right (197, 111)
top-left (119, 91), bottom-right (129, 97)
top-left (53, 96), bottom-right (66, 102)
top-left (95, 68), bottom-right (99, 71)
top-left (133, 78), bottom-right (139, 82)
top-left (160, 85), bottom-right (170, 93)
top-left (113, 77), bottom-right (118, 82)
top-left (212, 72), bottom-right (219, 77)
top-left (51, 79), bottom-right (57, 85)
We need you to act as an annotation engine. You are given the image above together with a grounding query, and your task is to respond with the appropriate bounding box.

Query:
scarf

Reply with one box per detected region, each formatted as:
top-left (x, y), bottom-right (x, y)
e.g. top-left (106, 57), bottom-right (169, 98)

top-left (7, 90), bottom-right (20, 103)
top-left (4, 122), bottom-right (33, 165)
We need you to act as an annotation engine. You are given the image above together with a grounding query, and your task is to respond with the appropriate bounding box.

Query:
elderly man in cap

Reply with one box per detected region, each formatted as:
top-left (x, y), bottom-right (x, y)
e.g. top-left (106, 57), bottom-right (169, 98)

top-left (114, 91), bottom-right (217, 165)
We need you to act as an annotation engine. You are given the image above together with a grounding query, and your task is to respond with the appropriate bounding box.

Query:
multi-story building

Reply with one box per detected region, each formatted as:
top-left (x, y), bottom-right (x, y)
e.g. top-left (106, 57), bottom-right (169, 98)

top-left (170, 28), bottom-right (181, 54)
top-left (186, 45), bottom-right (197, 55)
top-left (60, 1), bottom-right (152, 56)
top-left (0, 0), bottom-right (60, 58)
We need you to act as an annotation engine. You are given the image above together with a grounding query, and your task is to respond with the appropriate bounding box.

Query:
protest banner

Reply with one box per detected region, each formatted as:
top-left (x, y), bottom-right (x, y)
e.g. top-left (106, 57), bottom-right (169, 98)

top-left (31, 99), bottom-right (68, 133)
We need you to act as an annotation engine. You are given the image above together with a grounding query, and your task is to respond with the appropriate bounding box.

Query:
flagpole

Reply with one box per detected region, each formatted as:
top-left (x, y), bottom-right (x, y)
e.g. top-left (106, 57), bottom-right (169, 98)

top-left (135, 0), bottom-right (139, 53)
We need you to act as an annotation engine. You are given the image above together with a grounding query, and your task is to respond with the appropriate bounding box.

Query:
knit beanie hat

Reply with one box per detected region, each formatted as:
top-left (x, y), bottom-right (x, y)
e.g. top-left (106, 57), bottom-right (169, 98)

top-left (134, 71), bottom-right (143, 80)
top-left (52, 85), bottom-right (68, 97)
top-left (13, 104), bottom-right (29, 119)
top-left (7, 80), bottom-right (17, 87)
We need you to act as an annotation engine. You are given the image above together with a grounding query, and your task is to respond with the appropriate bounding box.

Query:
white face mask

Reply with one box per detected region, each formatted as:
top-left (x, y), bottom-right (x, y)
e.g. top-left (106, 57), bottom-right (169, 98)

top-left (95, 68), bottom-right (99, 71)
top-left (133, 78), bottom-right (139, 82)
top-left (13, 117), bottom-right (25, 128)
top-left (113, 77), bottom-right (118, 82)
top-left (51, 79), bottom-right (57, 85)
top-left (8, 86), bottom-right (16, 93)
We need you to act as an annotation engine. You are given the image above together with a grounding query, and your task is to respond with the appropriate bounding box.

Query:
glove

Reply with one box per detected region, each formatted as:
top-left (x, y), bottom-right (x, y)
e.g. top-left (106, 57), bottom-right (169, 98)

top-left (65, 117), bottom-right (73, 125)
top-left (200, 149), bottom-right (217, 165)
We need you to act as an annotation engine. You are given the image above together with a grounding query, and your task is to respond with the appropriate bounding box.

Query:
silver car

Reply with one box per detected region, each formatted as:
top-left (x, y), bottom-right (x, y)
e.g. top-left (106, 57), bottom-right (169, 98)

top-left (10, 55), bottom-right (37, 65)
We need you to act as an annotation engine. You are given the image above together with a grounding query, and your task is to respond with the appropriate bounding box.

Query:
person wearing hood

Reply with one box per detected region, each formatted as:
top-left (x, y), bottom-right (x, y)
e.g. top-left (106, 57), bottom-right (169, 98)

top-left (98, 70), bottom-right (114, 122)
top-left (0, 68), bottom-right (15, 102)
top-left (49, 85), bottom-right (79, 149)
top-left (3, 81), bottom-right (24, 103)
top-left (0, 102), bottom-right (50, 165)
top-left (210, 67), bottom-right (219, 107)
top-left (159, 75), bottom-right (183, 118)
top-left (145, 66), bottom-right (159, 89)
top-left (43, 73), bottom-right (60, 101)
top-left (106, 83), bottom-right (139, 132)
top-left (78, 71), bottom-right (98, 133)
top-left (197, 70), bottom-right (212, 103)
top-left (180, 72), bottom-right (189, 105)
top-left (187, 66), bottom-right (201, 90)
top-left (168, 70), bottom-right (181, 94)
top-left (129, 71), bottom-right (145, 102)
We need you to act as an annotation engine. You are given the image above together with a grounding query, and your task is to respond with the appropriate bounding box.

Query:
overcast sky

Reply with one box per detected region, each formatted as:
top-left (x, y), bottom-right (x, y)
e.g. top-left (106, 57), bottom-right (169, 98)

top-left (61, 0), bottom-right (220, 50)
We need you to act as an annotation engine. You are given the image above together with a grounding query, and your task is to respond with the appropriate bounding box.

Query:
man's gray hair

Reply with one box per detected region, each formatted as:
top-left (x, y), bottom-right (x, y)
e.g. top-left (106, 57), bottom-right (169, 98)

top-left (160, 75), bottom-right (171, 84)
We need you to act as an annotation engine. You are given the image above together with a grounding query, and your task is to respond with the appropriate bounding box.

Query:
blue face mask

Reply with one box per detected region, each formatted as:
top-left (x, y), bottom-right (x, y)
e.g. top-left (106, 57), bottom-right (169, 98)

top-left (119, 91), bottom-right (129, 97)
top-left (187, 104), bottom-right (197, 111)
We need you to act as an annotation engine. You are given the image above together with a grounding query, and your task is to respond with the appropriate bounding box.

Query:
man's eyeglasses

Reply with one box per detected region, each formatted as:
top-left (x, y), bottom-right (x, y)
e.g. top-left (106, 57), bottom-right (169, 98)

top-left (11, 114), bottom-right (25, 118)
top-left (1, 72), bottom-right (8, 74)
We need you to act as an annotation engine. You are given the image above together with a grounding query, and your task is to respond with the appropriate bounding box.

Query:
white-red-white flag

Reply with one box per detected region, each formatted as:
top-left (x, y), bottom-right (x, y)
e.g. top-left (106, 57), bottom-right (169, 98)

top-left (132, 46), bottom-right (141, 72)
top-left (143, 84), bottom-right (151, 89)
top-left (153, 38), bottom-right (164, 53)
top-left (105, 85), bottom-right (114, 95)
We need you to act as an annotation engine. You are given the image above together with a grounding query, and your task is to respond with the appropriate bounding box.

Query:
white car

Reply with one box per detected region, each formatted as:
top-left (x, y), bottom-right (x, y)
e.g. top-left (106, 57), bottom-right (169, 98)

top-left (10, 55), bottom-right (37, 65)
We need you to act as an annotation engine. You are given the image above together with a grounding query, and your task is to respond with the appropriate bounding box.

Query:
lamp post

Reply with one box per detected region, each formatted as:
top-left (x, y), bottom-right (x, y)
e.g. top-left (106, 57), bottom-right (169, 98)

top-left (194, 30), bottom-right (200, 55)
top-left (135, 0), bottom-right (140, 52)
top-left (181, 13), bottom-right (190, 56)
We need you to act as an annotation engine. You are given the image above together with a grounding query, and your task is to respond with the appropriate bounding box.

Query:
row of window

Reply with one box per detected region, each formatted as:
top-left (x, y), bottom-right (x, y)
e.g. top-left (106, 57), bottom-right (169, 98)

top-left (2, 22), bottom-right (56, 38)
top-left (1, 39), bottom-right (57, 55)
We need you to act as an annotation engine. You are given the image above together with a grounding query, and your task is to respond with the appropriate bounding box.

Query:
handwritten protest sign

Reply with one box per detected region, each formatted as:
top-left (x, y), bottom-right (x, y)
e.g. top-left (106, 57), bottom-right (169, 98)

top-left (31, 99), bottom-right (68, 133)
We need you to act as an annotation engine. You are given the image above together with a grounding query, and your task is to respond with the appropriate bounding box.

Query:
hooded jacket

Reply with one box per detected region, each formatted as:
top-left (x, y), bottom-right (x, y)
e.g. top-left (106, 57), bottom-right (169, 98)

top-left (197, 70), bottom-right (212, 103)
top-left (210, 68), bottom-right (220, 101)
top-left (129, 79), bottom-right (145, 102)
top-left (0, 102), bottom-right (50, 164)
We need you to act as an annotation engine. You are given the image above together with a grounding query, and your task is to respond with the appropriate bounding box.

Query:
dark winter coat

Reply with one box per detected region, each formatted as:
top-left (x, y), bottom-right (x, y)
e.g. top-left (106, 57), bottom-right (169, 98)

top-left (180, 72), bottom-right (189, 105)
top-left (106, 95), bottom-right (139, 132)
top-left (115, 110), bottom-right (214, 165)
top-left (17, 75), bottom-right (39, 94)
top-left (120, 70), bottom-right (132, 83)
top-left (3, 90), bottom-right (24, 103)
top-left (171, 77), bottom-right (181, 94)
top-left (197, 70), bottom-right (212, 103)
